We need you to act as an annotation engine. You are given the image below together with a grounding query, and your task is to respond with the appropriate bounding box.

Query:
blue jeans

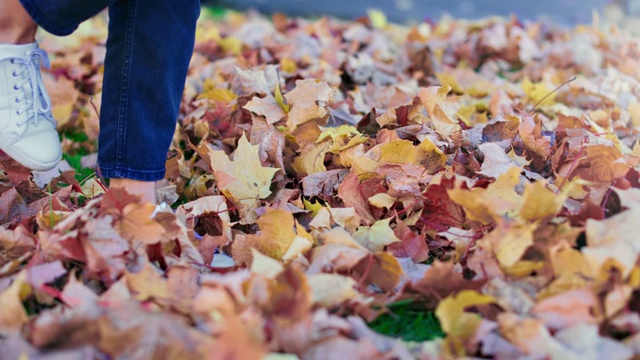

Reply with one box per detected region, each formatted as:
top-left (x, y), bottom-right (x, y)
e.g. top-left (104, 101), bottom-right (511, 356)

top-left (19, 0), bottom-right (201, 181)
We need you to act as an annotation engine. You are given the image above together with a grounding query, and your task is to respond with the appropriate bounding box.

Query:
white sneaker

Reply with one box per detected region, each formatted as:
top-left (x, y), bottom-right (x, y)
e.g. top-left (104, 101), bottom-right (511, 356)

top-left (0, 42), bottom-right (61, 171)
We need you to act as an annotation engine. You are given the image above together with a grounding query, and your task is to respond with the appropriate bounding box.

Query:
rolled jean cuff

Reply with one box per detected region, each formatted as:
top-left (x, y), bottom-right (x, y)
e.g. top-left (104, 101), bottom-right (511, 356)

top-left (19, 0), bottom-right (78, 36)
top-left (99, 166), bottom-right (166, 182)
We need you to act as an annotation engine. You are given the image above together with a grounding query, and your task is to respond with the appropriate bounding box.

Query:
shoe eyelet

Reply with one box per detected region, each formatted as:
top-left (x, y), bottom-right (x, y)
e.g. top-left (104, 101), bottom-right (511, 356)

top-left (12, 72), bottom-right (18, 77)
top-left (13, 85), bottom-right (18, 90)
top-left (10, 59), bottom-right (15, 64)
top-left (14, 98), bottom-right (19, 103)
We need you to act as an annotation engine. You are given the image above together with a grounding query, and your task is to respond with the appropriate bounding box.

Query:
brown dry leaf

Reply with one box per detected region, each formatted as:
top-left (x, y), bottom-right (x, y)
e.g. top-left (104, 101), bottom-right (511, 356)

top-left (571, 144), bottom-right (629, 183)
top-left (411, 261), bottom-right (485, 302)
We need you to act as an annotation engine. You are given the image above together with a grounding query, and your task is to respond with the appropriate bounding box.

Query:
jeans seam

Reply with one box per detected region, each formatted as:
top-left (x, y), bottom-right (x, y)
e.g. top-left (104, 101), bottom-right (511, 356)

top-left (115, 0), bottom-right (137, 168)
top-left (100, 165), bottom-right (165, 174)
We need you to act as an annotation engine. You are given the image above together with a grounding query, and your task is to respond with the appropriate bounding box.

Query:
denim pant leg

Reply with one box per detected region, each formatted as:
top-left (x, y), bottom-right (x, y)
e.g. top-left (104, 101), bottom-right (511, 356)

top-left (98, 0), bottom-right (201, 181)
top-left (20, 0), bottom-right (201, 182)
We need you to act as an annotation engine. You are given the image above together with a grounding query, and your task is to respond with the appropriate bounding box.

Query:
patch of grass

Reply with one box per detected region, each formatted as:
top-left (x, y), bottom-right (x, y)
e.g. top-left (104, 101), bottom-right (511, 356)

top-left (368, 300), bottom-right (444, 342)
top-left (60, 129), bottom-right (97, 183)
top-left (202, 5), bottom-right (228, 19)
top-left (62, 152), bottom-right (96, 183)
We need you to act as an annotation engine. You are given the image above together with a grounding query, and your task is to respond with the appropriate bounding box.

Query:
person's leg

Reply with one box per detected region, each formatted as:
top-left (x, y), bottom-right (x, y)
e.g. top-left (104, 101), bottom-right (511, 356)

top-left (98, 0), bottom-right (201, 203)
top-left (0, 0), bottom-right (37, 44)
top-left (0, 0), bottom-right (113, 171)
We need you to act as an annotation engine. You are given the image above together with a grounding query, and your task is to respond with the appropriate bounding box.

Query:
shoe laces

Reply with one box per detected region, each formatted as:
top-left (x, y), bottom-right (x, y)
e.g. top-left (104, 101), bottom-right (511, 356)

top-left (9, 49), bottom-right (55, 128)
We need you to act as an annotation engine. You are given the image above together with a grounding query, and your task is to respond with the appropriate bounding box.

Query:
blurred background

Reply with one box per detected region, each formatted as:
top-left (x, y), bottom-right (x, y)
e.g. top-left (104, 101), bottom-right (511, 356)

top-left (203, 0), bottom-right (636, 26)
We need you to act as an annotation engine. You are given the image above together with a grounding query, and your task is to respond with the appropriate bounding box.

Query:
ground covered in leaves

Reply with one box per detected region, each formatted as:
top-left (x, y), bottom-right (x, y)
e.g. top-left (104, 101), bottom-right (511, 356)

top-left (2, 8), bottom-right (640, 359)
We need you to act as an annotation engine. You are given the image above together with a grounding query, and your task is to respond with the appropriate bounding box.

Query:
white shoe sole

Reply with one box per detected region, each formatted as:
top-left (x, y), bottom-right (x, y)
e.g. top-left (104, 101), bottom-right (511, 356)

top-left (0, 146), bottom-right (62, 171)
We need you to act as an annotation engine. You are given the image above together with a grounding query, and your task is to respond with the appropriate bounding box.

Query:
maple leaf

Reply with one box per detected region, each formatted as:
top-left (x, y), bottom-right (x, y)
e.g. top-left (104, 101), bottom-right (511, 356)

top-left (522, 77), bottom-right (556, 107)
top-left (243, 94), bottom-right (287, 124)
top-left (378, 139), bottom-right (418, 165)
top-left (478, 219), bottom-right (536, 269)
top-left (387, 221), bottom-right (430, 263)
top-left (284, 79), bottom-right (335, 130)
top-left (208, 133), bottom-right (280, 224)
top-left (353, 218), bottom-right (401, 252)
top-left (448, 166), bottom-right (523, 224)
top-left (435, 290), bottom-right (496, 341)
top-left (125, 261), bottom-right (171, 302)
top-left (113, 202), bottom-right (165, 244)
top-left (519, 180), bottom-right (570, 221)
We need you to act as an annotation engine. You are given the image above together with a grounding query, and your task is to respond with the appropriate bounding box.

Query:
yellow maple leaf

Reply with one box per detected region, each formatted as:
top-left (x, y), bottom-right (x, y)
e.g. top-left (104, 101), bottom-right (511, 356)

top-left (436, 290), bottom-right (496, 340)
top-left (628, 103), bottom-right (640, 127)
top-left (317, 125), bottom-right (366, 152)
top-left (256, 209), bottom-right (296, 259)
top-left (197, 88), bottom-right (237, 103)
top-left (353, 218), bottom-right (401, 252)
top-left (480, 220), bottom-right (536, 268)
top-left (522, 77), bottom-right (556, 107)
top-left (208, 133), bottom-right (280, 223)
top-left (519, 181), bottom-right (571, 221)
top-left (238, 209), bottom-right (313, 263)
top-left (378, 140), bottom-right (418, 164)
top-left (417, 137), bottom-right (446, 169)
top-left (448, 166), bottom-right (523, 224)
top-left (292, 141), bottom-right (331, 176)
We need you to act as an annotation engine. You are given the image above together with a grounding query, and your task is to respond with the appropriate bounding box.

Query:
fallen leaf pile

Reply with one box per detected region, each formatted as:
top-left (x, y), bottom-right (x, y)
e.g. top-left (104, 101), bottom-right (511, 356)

top-left (2, 8), bottom-right (640, 359)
